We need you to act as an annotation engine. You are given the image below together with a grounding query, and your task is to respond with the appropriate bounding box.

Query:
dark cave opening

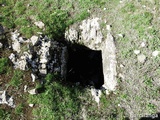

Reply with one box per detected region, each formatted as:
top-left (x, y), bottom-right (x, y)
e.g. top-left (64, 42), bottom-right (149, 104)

top-left (66, 43), bottom-right (104, 89)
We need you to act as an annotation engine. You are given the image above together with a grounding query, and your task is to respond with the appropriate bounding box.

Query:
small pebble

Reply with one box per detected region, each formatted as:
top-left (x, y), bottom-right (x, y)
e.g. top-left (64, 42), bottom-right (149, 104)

top-left (120, 64), bottom-right (125, 68)
top-left (134, 50), bottom-right (140, 55)
top-left (106, 25), bottom-right (111, 31)
top-left (29, 104), bottom-right (34, 107)
top-left (28, 88), bottom-right (37, 95)
top-left (137, 54), bottom-right (146, 63)
top-left (117, 34), bottom-right (124, 38)
top-left (24, 85), bottom-right (27, 92)
top-left (141, 42), bottom-right (146, 47)
top-left (152, 50), bottom-right (159, 57)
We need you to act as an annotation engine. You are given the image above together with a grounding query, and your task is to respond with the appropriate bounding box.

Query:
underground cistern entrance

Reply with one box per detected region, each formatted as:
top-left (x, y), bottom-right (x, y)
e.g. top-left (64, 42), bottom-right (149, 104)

top-left (66, 43), bottom-right (104, 89)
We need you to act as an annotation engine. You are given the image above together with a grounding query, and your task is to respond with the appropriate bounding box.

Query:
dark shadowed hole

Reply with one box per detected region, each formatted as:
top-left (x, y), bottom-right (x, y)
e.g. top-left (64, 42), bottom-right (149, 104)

top-left (66, 43), bottom-right (104, 89)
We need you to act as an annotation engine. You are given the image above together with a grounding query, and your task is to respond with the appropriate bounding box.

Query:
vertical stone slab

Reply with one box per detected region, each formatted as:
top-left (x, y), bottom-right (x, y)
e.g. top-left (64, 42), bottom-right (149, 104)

top-left (102, 32), bottom-right (117, 94)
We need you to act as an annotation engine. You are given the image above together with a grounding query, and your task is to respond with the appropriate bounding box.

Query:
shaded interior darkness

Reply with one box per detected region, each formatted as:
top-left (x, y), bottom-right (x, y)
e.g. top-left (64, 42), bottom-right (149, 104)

top-left (66, 43), bottom-right (104, 89)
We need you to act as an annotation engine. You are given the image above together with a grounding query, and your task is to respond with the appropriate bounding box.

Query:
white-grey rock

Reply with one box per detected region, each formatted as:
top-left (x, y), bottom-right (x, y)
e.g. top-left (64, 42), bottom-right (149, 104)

top-left (118, 73), bottom-right (125, 80)
top-left (137, 54), bottom-right (146, 63)
top-left (141, 42), bottom-right (146, 47)
top-left (18, 37), bottom-right (25, 43)
top-left (9, 52), bottom-right (32, 70)
top-left (0, 91), bottom-right (15, 108)
top-left (34, 21), bottom-right (45, 29)
top-left (91, 88), bottom-right (101, 105)
top-left (29, 104), bottom-right (34, 107)
top-left (38, 39), bottom-right (51, 75)
top-left (134, 50), bottom-right (140, 55)
top-left (11, 31), bottom-right (21, 53)
top-left (41, 64), bottom-right (46, 69)
top-left (31, 73), bottom-right (36, 82)
top-left (152, 50), bottom-right (159, 57)
top-left (106, 25), bottom-right (111, 31)
top-left (18, 58), bottom-right (27, 70)
top-left (120, 64), bottom-right (125, 68)
top-left (9, 53), bottom-right (16, 64)
top-left (102, 32), bottom-right (117, 94)
top-left (0, 42), bottom-right (3, 48)
top-left (28, 88), bottom-right (37, 95)
top-left (24, 85), bottom-right (27, 92)
top-left (117, 34), bottom-right (124, 38)
top-left (39, 69), bottom-right (47, 74)
top-left (30, 35), bottom-right (39, 45)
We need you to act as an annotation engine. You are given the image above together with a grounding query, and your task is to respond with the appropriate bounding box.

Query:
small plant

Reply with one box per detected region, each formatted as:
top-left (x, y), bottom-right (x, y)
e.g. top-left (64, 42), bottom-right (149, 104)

top-left (144, 76), bottom-right (153, 87)
top-left (0, 57), bottom-right (8, 74)
top-left (146, 103), bottom-right (156, 114)
top-left (0, 108), bottom-right (11, 120)
top-left (121, 3), bottom-right (136, 13)
top-left (9, 70), bottom-right (23, 88)
top-left (15, 103), bottom-right (24, 115)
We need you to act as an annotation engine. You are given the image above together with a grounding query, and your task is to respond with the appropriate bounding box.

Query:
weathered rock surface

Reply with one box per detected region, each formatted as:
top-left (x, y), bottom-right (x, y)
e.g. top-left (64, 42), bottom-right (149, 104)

top-left (152, 50), bottom-right (159, 57)
top-left (30, 35), bottom-right (39, 46)
top-left (11, 31), bottom-right (21, 53)
top-left (0, 91), bottom-right (15, 108)
top-left (137, 54), bottom-right (146, 63)
top-left (9, 31), bottom-right (67, 80)
top-left (34, 21), bottom-right (45, 29)
top-left (28, 88), bottom-right (37, 95)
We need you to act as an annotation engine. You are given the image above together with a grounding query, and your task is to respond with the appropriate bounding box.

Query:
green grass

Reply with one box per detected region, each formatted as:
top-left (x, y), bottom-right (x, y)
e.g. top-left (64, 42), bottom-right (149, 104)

top-left (28, 73), bottom-right (83, 120)
top-left (0, 108), bottom-right (11, 120)
top-left (0, 57), bottom-right (8, 74)
top-left (9, 70), bottom-right (23, 88)
top-left (15, 103), bottom-right (24, 115)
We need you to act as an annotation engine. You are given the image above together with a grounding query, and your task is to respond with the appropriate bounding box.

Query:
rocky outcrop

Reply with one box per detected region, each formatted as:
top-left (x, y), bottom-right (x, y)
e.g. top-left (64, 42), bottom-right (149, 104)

top-left (9, 31), bottom-right (67, 79)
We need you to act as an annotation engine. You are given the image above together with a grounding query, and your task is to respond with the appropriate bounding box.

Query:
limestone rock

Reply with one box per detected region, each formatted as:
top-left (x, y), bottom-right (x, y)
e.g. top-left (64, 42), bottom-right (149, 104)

top-left (141, 42), bottom-right (146, 47)
top-left (28, 88), bottom-right (37, 95)
top-left (34, 21), bottom-right (45, 29)
top-left (102, 32), bottom-right (117, 94)
top-left (30, 35), bottom-right (39, 45)
top-left (152, 50), bottom-right (159, 57)
top-left (24, 85), bottom-right (27, 92)
top-left (137, 54), bottom-right (146, 63)
top-left (29, 104), bottom-right (34, 107)
top-left (11, 30), bottom-right (21, 53)
top-left (0, 91), bottom-right (15, 108)
top-left (91, 88), bottom-right (101, 105)
top-left (134, 50), bottom-right (140, 55)
top-left (31, 73), bottom-right (36, 82)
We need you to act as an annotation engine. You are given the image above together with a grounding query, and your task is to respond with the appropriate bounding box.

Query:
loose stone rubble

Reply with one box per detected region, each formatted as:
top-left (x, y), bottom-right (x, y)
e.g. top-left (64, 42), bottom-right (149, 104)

top-left (9, 31), bottom-right (67, 78)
